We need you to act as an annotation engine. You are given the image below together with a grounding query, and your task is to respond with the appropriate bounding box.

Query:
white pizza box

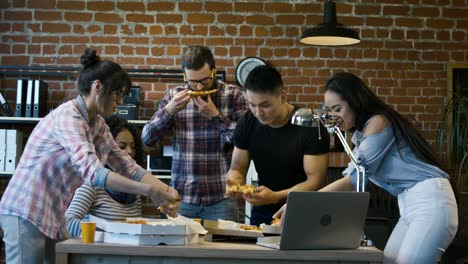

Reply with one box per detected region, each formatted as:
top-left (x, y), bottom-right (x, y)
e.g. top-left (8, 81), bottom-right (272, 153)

top-left (260, 223), bottom-right (282, 234)
top-left (89, 215), bottom-right (194, 235)
top-left (94, 231), bottom-right (201, 246)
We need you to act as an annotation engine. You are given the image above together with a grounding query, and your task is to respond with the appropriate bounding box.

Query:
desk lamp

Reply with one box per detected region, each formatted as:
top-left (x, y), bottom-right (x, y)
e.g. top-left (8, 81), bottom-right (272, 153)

top-left (291, 108), bottom-right (366, 193)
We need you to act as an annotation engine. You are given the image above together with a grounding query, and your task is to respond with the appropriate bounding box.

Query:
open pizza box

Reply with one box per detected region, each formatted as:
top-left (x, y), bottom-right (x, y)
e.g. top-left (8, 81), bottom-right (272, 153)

top-left (89, 215), bottom-right (207, 245)
top-left (203, 219), bottom-right (264, 241)
top-left (95, 231), bottom-right (200, 246)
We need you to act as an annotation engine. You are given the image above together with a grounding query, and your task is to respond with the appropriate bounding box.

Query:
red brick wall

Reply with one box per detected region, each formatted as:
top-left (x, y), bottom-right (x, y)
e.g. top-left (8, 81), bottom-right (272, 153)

top-left (0, 0), bottom-right (467, 260)
top-left (1, 0), bottom-right (467, 138)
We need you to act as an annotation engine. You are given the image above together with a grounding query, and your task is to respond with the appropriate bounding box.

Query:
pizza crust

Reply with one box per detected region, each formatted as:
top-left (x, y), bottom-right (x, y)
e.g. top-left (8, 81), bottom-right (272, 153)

top-left (187, 88), bottom-right (219, 97)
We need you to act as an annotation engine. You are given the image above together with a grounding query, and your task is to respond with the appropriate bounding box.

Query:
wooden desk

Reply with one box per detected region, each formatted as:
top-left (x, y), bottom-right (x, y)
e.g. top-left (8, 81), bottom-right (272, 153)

top-left (55, 238), bottom-right (383, 264)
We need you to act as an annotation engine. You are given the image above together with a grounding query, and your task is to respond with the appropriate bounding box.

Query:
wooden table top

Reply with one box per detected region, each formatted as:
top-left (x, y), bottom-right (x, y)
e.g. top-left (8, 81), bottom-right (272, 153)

top-left (56, 238), bottom-right (383, 262)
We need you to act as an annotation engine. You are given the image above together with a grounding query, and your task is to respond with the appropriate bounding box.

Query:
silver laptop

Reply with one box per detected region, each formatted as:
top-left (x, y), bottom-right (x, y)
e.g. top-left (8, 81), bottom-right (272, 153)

top-left (257, 191), bottom-right (370, 250)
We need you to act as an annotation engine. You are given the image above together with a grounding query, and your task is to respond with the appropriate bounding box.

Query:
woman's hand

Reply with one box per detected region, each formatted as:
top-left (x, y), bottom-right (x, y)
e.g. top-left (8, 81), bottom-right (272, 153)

top-left (149, 184), bottom-right (180, 217)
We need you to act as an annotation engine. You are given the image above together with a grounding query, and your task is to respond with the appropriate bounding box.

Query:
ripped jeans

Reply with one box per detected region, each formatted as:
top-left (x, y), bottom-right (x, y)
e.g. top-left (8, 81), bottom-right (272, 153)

top-left (384, 177), bottom-right (458, 264)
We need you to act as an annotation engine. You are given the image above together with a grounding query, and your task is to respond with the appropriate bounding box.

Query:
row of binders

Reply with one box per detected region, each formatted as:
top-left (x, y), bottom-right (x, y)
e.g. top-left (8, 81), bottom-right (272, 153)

top-left (0, 129), bottom-right (23, 172)
top-left (0, 79), bottom-right (48, 118)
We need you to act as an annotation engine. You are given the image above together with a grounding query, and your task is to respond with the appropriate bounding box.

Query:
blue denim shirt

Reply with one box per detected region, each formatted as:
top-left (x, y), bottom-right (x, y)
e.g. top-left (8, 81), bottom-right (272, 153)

top-left (343, 123), bottom-right (448, 196)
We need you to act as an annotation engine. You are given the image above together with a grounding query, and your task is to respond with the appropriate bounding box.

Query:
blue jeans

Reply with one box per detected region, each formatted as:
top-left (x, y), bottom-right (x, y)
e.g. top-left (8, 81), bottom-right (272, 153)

top-left (384, 177), bottom-right (458, 264)
top-left (178, 197), bottom-right (239, 222)
top-left (0, 215), bottom-right (57, 264)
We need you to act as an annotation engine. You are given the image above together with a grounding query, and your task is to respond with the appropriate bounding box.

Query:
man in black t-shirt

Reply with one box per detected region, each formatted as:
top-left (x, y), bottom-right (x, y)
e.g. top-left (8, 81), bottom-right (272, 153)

top-left (226, 64), bottom-right (329, 226)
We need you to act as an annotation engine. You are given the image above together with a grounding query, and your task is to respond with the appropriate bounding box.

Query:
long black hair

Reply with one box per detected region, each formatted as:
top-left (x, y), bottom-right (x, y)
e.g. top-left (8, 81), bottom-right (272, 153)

top-left (78, 48), bottom-right (131, 108)
top-left (105, 114), bottom-right (144, 166)
top-left (324, 72), bottom-right (441, 168)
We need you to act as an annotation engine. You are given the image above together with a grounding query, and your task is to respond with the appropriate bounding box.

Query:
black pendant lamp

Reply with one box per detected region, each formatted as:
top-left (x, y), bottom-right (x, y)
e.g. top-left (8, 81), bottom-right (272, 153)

top-left (300, 0), bottom-right (360, 46)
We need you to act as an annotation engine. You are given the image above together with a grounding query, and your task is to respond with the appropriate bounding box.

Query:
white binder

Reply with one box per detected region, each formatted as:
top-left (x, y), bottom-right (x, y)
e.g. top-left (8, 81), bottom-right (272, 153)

top-left (25, 80), bottom-right (34, 118)
top-left (0, 129), bottom-right (6, 171)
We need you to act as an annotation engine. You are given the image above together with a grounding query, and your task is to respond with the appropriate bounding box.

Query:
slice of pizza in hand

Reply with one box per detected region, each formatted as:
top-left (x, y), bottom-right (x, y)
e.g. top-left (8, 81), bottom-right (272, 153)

top-left (227, 184), bottom-right (256, 195)
top-left (188, 88), bottom-right (219, 97)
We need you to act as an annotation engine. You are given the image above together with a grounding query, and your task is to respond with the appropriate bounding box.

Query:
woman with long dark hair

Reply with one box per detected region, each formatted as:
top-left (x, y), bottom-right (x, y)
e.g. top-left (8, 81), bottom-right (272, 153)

top-left (276, 72), bottom-right (458, 263)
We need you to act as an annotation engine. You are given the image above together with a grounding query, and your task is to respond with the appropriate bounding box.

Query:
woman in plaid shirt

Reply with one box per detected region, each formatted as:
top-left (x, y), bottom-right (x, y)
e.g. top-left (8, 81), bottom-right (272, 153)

top-left (0, 49), bottom-right (180, 263)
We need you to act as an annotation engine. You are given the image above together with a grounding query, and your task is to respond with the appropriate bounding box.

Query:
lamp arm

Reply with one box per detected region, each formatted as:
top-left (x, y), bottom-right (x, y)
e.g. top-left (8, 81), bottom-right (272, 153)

top-left (329, 126), bottom-right (366, 192)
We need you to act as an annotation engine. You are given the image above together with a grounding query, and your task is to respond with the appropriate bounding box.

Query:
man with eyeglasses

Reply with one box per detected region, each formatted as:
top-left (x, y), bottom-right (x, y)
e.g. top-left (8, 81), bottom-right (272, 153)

top-left (142, 45), bottom-right (246, 222)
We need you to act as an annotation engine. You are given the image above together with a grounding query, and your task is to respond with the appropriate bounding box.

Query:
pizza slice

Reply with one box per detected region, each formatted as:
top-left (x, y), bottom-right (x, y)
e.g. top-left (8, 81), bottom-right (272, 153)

top-left (240, 224), bottom-right (262, 232)
top-left (227, 184), bottom-right (256, 195)
top-left (188, 88), bottom-right (219, 97)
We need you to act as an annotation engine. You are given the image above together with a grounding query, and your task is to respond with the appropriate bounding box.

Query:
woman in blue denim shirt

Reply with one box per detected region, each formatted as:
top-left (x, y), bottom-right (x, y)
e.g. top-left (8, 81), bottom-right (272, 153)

top-left (275, 72), bottom-right (458, 264)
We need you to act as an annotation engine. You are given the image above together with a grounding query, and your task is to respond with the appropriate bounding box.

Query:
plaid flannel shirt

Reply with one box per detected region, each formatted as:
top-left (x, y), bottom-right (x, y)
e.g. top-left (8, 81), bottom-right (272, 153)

top-left (0, 96), bottom-right (146, 239)
top-left (142, 81), bottom-right (246, 205)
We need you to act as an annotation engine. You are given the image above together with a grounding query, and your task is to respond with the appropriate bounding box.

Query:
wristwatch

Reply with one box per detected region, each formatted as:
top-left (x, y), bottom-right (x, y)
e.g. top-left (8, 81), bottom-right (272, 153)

top-left (211, 114), bottom-right (224, 126)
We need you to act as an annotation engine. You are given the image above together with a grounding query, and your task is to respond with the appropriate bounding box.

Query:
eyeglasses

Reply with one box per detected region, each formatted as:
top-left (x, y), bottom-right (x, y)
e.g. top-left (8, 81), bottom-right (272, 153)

top-left (184, 69), bottom-right (215, 90)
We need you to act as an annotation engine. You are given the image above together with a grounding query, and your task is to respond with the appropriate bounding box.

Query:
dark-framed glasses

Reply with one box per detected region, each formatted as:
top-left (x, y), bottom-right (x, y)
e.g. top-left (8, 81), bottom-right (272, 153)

top-left (184, 69), bottom-right (215, 90)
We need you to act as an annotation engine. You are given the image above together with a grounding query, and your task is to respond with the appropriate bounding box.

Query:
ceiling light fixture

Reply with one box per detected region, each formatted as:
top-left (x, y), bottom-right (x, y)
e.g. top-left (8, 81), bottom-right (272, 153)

top-left (300, 0), bottom-right (360, 46)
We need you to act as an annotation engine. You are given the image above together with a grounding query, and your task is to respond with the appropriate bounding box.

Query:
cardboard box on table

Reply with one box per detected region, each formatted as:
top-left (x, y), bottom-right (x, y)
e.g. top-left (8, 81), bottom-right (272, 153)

top-left (89, 215), bottom-right (204, 246)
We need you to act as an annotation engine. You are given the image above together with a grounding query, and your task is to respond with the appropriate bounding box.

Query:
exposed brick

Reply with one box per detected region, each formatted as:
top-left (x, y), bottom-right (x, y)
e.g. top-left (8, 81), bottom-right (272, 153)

top-left (64, 12), bottom-right (92, 22)
top-left (209, 26), bottom-right (224, 36)
top-left (105, 45), bottom-right (119, 54)
top-left (42, 23), bottom-right (71, 33)
top-left (149, 25), bottom-right (163, 35)
top-left (166, 46), bottom-right (180, 56)
top-left (91, 36), bottom-right (120, 44)
top-left (126, 14), bottom-right (154, 23)
top-left (94, 13), bottom-right (123, 23)
top-left (2, 55), bottom-right (29, 65)
top-left (265, 3), bottom-right (292, 13)
top-left (426, 19), bottom-right (453, 29)
top-left (218, 14), bottom-right (244, 24)
top-left (5, 11), bottom-right (32, 20)
top-left (412, 7), bottom-right (439, 17)
top-left (12, 44), bottom-right (25, 54)
top-left (356, 5), bottom-right (381, 15)
top-left (12, 23), bottom-right (24, 32)
top-left (87, 25), bottom-right (101, 33)
top-left (246, 15), bottom-right (274, 25)
top-left (205, 2), bottom-right (232, 12)
top-left (58, 45), bottom-right (73, 55)
top-left (383, 5), bottom-right (409, 16)
top-left (294, 3), bottom-right (321, 13)
top-left (206, 38), bottom-right (234, 46)
top-left (87, 1), bottom-right (114, 11)
top-left (235, 2), bottom-right (263, 12)
top-left (152, 37), bottom-right (180, 45)
top-left (73, 24), bottom-right (85, 34)
top-left (366, 17), bottom-right (393, 26)
top-left (123, 37), bottom-right (149, 45)
top-left (58, 1), bottom-right (85, 10)
top-left (104, 25), bottom-right (117, 34)
top-left (27, 0), bottom-right (56, 9)
top-left (147, 2), bottom-right (175, 11)
top-left (117, 2), bottom-right (145, 11)
top-left (34, 11), bottom-right (62, 20)
top-left (187, 14), bottom-right (215, 24)
top-left (178, 2), bottom-right (202, 12)
top-left (157, 14), bottom-right (182, 23)
top-left (276, 15), bottom-right (305, 25)
top-left (62, 36), bottom-right (90, 43)
top-left (458, 20), bottom-right (468, 29)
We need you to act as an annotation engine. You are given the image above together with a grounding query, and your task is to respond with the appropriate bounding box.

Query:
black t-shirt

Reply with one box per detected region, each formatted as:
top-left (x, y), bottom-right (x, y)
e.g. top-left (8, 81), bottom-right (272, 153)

top-left (234, 109), bottom-right (329, 224)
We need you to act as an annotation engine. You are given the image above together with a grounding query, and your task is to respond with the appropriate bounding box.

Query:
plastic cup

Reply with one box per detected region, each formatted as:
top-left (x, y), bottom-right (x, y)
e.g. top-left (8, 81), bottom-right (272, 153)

top-left (81, 222), bottom-right (96, 244)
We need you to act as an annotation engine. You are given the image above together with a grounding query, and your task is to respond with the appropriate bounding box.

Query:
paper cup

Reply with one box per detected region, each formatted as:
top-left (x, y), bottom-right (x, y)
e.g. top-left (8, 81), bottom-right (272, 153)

top-left (81, 222), bottom-right (96, 244)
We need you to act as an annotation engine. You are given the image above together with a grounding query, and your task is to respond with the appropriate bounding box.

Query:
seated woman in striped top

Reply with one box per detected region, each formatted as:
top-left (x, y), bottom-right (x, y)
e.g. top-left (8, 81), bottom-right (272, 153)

top-left (66, 114), bottom-right (145, 237)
